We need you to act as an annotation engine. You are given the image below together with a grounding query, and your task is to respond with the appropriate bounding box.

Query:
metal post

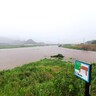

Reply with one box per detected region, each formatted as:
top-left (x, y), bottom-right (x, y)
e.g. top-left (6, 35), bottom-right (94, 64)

top-left (85, 65), bottom-right (92, 96)
top-left (85, 82), bottom-right (90, 96)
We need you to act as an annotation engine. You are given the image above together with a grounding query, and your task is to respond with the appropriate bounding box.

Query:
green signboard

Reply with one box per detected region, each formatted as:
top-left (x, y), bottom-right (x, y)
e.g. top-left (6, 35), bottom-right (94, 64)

top-left (74, 60), bottom-right (91, 83)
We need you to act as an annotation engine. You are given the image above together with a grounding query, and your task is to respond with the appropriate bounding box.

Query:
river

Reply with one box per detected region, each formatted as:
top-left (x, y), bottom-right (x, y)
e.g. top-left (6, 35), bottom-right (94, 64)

top-left (0, 46), bottom-right (96, 70)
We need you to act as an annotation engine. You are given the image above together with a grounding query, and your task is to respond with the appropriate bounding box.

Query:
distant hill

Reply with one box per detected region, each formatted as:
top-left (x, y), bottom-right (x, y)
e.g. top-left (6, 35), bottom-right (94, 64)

top-left (0, 37), bottom-right (45, 45)
top-left (0, 37), bottom-right (13, 44)
top-left (86, 40), bottom-right (96, 44)
top-left (25, 39), bottom-right (36, 44)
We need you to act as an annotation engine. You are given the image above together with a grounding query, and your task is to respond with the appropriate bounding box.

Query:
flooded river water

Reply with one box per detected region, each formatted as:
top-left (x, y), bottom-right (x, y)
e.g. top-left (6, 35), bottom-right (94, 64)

top-left (0, 46), bottom-right (96, 70)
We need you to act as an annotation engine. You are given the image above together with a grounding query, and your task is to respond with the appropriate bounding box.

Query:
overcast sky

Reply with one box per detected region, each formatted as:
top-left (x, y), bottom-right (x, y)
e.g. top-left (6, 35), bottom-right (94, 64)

top-left (0, 0), bottom-right (96, 44)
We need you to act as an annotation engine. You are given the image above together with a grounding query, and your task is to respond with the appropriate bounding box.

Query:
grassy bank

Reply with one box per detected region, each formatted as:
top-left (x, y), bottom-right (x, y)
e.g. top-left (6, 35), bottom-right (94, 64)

top-left (63, 44), bottom-right (96, 51)
top-left (0, 59), bottom-right (96, 96)
top-left (0, 45), bottom-right (45, 49)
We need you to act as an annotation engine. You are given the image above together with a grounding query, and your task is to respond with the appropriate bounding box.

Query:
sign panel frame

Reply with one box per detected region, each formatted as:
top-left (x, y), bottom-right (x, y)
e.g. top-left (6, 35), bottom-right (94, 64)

top-left (74, 60), bottom-right (91, 83)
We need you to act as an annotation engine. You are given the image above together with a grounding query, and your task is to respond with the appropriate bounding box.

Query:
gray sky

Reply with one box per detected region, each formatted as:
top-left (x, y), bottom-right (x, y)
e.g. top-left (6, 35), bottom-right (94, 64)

top-left (0, 0), bottom-right (96, 44)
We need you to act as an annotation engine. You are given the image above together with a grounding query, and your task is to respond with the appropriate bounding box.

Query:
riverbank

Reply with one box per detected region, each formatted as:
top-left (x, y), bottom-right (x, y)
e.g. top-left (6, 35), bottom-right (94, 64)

top-left (0, 59), bottom-right (96, 96)
top-left (0, 45), bottom-right (46, 49)
top-left (62, 44), bottom-right (96, 51)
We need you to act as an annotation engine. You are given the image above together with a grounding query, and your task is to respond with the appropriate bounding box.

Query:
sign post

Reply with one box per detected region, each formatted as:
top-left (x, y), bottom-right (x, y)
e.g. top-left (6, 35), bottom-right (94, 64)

top-left (85, 82), bottom-right (90, 96)
top-left (74, 60), bottom-right (92, 96)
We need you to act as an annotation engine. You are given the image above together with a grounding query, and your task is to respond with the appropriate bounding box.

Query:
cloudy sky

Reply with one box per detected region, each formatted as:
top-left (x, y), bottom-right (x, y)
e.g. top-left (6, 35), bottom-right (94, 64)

top-left (0, 0), bottom-right (96, 43)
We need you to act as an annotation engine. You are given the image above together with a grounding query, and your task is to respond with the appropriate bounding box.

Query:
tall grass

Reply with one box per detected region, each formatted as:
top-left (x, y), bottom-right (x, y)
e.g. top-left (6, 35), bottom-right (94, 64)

top-left (63, 44), bottom-right (96, 51)
top-left (76, 44), bottom-right (96, 51)
top-left (0, 59), bottom-right (96, 96)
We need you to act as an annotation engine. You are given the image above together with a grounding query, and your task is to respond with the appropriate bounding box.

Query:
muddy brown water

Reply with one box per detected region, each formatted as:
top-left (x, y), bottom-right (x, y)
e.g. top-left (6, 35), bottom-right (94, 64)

top-left (0, 46), bottom-right (96, 70)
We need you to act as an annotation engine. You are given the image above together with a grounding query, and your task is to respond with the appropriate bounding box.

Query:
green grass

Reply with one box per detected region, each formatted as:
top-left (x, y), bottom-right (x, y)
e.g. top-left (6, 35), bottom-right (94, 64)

top-left (63, 44), bottom-right (96, 51)
top-left (0, 45), bottom-right (45, 49)
top-left (0, 59), bottom-right (96, 96)
top-left (62, 44), bottom-right (83, 50)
